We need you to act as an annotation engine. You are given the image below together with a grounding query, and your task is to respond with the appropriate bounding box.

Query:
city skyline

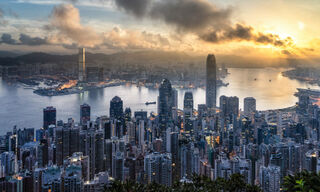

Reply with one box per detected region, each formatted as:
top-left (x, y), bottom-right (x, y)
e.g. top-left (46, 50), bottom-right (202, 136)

top-left (0, 0), bottom-right (319, 66)
top-left (1, 1), bottom-right (320, 191)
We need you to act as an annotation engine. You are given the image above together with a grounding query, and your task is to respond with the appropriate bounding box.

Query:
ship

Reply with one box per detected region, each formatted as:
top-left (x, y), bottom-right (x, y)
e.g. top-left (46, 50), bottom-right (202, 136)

top-left (145, 101), bottom-right (156, 105)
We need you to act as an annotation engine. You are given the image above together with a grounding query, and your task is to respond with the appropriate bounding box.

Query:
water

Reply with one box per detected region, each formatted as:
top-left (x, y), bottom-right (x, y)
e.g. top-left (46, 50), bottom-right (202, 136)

top-left (0, 68), bottom-right (318, 134)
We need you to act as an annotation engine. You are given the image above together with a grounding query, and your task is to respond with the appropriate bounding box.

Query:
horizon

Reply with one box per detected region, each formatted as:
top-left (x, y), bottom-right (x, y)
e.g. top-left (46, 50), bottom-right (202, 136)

top-left (0, 0), bottom-right (320, 67)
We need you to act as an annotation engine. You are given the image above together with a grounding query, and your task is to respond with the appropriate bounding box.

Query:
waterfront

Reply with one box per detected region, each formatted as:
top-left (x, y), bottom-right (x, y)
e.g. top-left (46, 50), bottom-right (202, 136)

top-left (0, 68), bottom-right (319, 134)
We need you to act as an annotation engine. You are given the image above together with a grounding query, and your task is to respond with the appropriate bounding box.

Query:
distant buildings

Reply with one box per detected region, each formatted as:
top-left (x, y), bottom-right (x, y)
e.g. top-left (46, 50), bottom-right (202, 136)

top-left (206, 54), bottom-right (217, 109)
top-left (78, 48), bottom-right (86, 82)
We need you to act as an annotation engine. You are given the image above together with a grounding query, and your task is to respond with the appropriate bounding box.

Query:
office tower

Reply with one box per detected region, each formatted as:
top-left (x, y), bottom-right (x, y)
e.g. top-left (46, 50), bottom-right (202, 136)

top-left (184, 92), bottom-right (194, 133)
top-left (55, 125), bottom-right (80, 166)
top-left (43, 106), bottom-right (56, 129)
top-left (144, 152), bottom-right (172, 186)
top-left (172, 88), bottom-right (178, 109)
top-left (158, 79), bottom-right (174, 131)
top-left (110, 96), bottom-right (124, 121)
top-left (198, 104), bottom-right (207, 119)
top-left (17, 128), bottom-right (34, 147)
top-left (38, 139), bottom-right (48, 167)
top-left (78, 48), bottom-right (86, 82)
top-left (259, 165), bottom-right (281, 192)
top-left (137, 120), bottom-right (145, 147)
top-left (103, 120), bottom-right (112, 140)
top-left (244, 97), bottom-right (256, 117)
top-left (206, 54), bottom-right (217, 109)
top-left (170, 132), bottom-right (179, 181)
top-left (84, 130), bottom-right (104, 180)
top-left (112, 152), bottom-right (124, 181)
top-left (219, 96), bottom-right (239, 117)
top-left (80, 103), bottom-right (91, 125)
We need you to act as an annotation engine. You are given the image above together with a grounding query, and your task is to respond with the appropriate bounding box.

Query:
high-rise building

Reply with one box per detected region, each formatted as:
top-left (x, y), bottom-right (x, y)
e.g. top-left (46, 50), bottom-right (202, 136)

top-left (80, 103), bottom-right (91, 125)
top-left (158, 79), bottom-right (174, 131)
top-left (244, 97), bottom-right (256, 117)
top-left (184, 92), bottom-right (194, 133)
top-left (259, 165), bottom-right (281, 192)
top-left (112, 152), bottom-right (124, 181)
top-left (78, 48), bottom-right (86, 82)
top-left (219, 96), bottom-right (239, 117)
top-left (110, 96), bottom-right (124, 121)
top-left (43, 106), bottom-right (56, 129)
top-left (206, 54), bottom-right (217, 109)
top-left (144, 152), bottom-right (172, 186)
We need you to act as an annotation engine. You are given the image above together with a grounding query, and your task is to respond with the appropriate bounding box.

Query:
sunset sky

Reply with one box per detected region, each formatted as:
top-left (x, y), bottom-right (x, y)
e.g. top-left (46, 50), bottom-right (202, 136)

top-left (0, 0), bottom-right (319, 60)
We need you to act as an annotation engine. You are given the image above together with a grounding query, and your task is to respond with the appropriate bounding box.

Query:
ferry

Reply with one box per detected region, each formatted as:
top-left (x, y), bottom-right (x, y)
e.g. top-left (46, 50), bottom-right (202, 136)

top-left (145, 101), bottom-right (156, 105)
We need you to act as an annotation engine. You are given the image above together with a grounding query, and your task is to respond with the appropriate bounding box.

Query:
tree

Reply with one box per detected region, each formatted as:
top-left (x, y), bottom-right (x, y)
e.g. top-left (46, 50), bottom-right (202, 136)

top-left (105, 174), bottom-right (262, 192)
top-left (283, 170), bottom-right (320, 192)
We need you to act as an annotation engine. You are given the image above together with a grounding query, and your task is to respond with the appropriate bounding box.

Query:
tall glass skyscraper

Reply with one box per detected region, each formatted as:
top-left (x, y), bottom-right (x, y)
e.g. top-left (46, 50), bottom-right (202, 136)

top-left (206, 54), bottom-right (217, 109)
top-left (158, 79), bottom-right (173, 131)
top-left (78, 48), bottom-right (86, 82)
top-left (110, 96), bottom-right (124, 121)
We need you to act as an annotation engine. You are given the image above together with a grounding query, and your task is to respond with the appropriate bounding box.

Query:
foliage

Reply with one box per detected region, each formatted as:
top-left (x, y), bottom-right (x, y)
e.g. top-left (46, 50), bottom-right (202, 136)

top-left (283, 170), bottom-right (320, 192)
top-left (105, 174), bottom-right (262, 192)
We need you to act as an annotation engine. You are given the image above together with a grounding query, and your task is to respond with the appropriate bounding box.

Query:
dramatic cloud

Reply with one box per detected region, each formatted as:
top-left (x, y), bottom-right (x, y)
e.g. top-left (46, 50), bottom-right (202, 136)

top-left (49, 4), bottom-right (103, 47)
top-left (200, 24), bottom-right (294, 47)
top-left (114, 0), bottom-right (294, 48)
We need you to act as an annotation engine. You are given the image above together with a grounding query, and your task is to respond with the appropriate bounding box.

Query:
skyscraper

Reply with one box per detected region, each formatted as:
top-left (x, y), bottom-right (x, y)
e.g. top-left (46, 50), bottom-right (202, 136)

top-left (80, 103), bottom-right (91, 125)
top-left (43, 106), bottom-right (56, 129)
top-left (110, 96), bottom-right (124, 121)
top-left (78, 48), bottom-right (86, 82)
top-left (184, 92), bottom-right (194, 133)
top-left (158, 79), bottom-right (174, 131)
top-left (206, 54), bottom-right (217, 109)
top-left (244, 97), bottom-right (256, 117)
top-left (219, 96), bottom-right (239, 118)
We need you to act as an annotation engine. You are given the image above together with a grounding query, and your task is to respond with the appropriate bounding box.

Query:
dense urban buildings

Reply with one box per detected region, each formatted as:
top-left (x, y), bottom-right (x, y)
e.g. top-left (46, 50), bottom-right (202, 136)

top-left (1, 55), bottom-right (320, 192)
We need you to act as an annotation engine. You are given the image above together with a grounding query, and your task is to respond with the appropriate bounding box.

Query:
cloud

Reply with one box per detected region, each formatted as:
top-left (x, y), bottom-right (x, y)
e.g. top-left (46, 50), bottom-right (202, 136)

top-left (114, 0), bottom-right (150, 17)
top-left (114, 0), bottom-right (294, 48)
top-left (200, 24), bottom-right (294, 47)
top-left (104, 27), bottom-right (171, 50)
top-left (0, 33), bottom-right (48, 46)
top-left (0, 34), bottom-right (17, 45)
top-left (48, 4), bottom-right (103, 47)
top-left (19, 34), bottom-right (47, 46)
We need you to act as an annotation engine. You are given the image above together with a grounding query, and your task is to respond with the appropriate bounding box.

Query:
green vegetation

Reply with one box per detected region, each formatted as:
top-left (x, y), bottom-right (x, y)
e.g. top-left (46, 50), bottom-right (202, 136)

top-left (105, 174), bottom-right (262, 192)
top-left (283, 170), bottom-right (320, 192)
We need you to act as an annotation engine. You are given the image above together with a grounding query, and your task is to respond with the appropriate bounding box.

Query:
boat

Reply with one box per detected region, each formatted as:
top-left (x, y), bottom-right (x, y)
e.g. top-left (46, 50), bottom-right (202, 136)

top-left (145, 101), bottom-right (156, 105)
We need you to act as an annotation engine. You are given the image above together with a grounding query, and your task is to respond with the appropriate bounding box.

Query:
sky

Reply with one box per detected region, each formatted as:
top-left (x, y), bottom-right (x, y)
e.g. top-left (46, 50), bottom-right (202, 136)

top-left (0, 0), bottom-right (320, 61)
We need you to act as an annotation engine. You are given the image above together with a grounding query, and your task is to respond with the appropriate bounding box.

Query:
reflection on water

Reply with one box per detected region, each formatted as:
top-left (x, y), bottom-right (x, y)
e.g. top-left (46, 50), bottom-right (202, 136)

top-left (0, 68), bottom-right (318, 134)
